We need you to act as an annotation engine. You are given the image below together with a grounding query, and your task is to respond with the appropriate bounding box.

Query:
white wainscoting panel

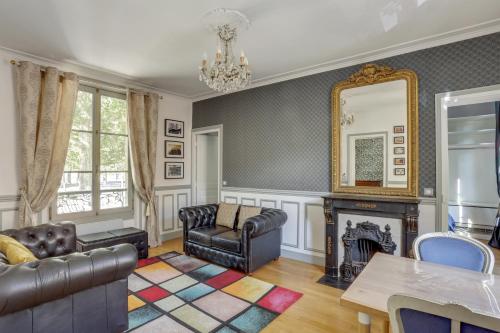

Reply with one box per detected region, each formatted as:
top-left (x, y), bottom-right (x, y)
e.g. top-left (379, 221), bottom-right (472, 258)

top-left (223, 196), bottom-right (238, 204)
top-left (305, 203), bottom-right (325, 253)
top-left (161, 194), bottom-right (175, 232)
top-left (177, 193), bottom-right (189, 228)
top-left (0, 197), bottom-right (19, 231)
top-left (281, 201), bottom-right (300, 248)
top-left (152, 187), bottom-right (192, 240)
top-left (222, 189), bottom-right (326, 264)
top-left (419, 198), bottom-right (437, 235)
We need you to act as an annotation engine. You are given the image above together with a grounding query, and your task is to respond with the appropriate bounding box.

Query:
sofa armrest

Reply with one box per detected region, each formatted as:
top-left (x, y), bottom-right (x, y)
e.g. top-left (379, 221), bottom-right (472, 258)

top-left (0, 243), bottom-right (137, 316)
top-left (242, 208), bottom-right (287, 239)
top-left (179, 204), bottom-right (218, 231)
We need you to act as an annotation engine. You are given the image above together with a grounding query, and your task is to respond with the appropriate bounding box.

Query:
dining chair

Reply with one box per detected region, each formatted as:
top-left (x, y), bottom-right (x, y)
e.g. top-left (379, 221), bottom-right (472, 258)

top-left (413, 232), bottom-right (494, 273)
top-left (388, 294), bottom-right (500, 333)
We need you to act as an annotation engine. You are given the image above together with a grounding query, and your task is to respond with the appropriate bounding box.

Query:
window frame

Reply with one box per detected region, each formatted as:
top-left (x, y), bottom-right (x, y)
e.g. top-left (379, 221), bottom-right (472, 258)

top-left (50, 85), bottom-right (134, 223)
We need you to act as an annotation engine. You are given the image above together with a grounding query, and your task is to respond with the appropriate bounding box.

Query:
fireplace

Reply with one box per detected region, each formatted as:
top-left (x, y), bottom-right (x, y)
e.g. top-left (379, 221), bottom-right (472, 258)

top-left (319, 194), bottom-right (419, 289)
top-left (339, 220), bottom-right (396, 282)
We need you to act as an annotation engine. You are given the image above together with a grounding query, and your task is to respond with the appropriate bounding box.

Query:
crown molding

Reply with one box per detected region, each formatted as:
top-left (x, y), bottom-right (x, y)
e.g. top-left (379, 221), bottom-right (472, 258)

top-left (0, 45), bottom-right (192, 100)
top-left (192, 18), bottom-right (500, 102)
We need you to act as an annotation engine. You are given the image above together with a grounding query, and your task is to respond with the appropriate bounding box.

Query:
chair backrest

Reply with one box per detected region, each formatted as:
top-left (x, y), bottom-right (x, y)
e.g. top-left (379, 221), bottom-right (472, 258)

top-left (413, 232), bottom-right (494, 274)
top-left (388, 294), bottom-right (500, 333)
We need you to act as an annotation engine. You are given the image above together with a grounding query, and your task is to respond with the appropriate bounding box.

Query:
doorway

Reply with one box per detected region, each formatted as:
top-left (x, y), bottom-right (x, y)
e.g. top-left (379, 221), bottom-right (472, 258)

top-left (436, 84), bottom-right (500, 236)
top-left (192, 125), bottom-right (223, 205)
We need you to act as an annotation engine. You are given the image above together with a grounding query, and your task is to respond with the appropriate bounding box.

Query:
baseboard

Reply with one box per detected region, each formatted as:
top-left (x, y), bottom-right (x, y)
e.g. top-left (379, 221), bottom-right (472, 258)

top-left (161, 230), bottom-right (182, 242)
top-left (281, 249), bottom-right (324, 266)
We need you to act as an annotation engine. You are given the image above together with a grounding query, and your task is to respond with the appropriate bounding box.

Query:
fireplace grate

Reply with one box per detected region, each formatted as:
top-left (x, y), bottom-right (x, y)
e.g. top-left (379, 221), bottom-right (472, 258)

top-left (340, 220), bottom-right (396, 282)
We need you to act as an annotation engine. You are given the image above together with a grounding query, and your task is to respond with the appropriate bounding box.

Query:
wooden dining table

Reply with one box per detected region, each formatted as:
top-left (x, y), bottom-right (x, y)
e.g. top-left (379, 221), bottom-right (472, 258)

top-left (340, 253), bottom-right (500, 333)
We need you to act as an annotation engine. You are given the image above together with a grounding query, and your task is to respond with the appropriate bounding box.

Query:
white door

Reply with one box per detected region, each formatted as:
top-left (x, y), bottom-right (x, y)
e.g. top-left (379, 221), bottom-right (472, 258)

top-left (436, 85), bottom-right (500, 232)
top-left (192, 126), bottom-right (222, 205)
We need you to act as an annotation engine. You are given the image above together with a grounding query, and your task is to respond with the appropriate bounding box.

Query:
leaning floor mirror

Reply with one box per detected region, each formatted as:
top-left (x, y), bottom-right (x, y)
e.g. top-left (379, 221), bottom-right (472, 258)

top-left (332, 64), bottom-right (418, 198)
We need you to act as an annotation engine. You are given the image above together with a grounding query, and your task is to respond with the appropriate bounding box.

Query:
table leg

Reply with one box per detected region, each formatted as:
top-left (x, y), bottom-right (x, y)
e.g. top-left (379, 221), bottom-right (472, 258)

top-left (357, 312), bottom-right (371, 333)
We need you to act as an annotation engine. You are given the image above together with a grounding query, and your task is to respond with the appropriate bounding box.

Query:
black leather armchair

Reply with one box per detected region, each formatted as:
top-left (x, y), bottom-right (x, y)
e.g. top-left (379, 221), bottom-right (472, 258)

top-left (0, 222), bottom-right (138, 333)
top-left (179, 204), bottom-right (287, 273)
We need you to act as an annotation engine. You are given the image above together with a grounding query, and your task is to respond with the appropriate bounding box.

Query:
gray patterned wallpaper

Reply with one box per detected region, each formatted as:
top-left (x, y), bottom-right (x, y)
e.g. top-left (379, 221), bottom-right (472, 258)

top-left (193, 32), bottom-right (500, 195)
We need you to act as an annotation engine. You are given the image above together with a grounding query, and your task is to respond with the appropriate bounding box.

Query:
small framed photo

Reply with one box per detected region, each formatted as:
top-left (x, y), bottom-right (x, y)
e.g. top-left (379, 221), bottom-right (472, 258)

top-left (165, 140), bottom-right (184, 158)
top-left (165, 119), bottom-right (184, 138)
top-left (394, 168), bottom-right (406, 176)
top-left (393, 136), bottom-right (405, 144)
top-left (165, 162), bottom-right (184, 179)
top-left (394, 147), bottom-right (405, 155)
top-left (394, 158), bottom-right (405, 165)
top-left (393, 125), bottom-right (405, 134)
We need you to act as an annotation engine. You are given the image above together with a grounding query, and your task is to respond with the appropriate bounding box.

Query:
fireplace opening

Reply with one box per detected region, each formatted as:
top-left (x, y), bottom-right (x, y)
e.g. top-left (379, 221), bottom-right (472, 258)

top-left (340, 220), bottom-right (396, 282)
top-left (351, 238), bottom-right (382, 263)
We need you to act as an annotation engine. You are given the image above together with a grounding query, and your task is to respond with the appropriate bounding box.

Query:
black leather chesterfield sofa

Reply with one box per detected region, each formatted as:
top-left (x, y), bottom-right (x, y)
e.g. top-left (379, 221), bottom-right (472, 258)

top-left (0, 222), bottom-right (137, 333)
top-left (179, 204), bottom-right (287, 273)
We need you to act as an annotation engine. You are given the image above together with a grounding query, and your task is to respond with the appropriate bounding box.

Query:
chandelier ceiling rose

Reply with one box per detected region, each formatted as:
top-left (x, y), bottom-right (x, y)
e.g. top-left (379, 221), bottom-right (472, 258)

top-left (201, 8), bottom-right (250, 32)
top-left (199, 8), bottom-right (252, 94)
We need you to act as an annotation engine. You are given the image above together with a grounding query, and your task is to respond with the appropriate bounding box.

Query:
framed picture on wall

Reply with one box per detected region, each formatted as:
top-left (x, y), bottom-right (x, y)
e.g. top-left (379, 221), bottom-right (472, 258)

top-left (165, 140), bottom-right (184, 158)
top-left (393, 136), bottom-right (405, 144)
top-left (394, 158), bottom-right (405, 165)
top-left (394, 147), bottom-right (405, 155)
top-left (393, 125), bottom-right (405, 134)
top-left (394, 168), bottom-right (405, 176)
top-left (165, 119), bottom-right (184, 138)
top-left (165, 162), bottom-right (184, 179)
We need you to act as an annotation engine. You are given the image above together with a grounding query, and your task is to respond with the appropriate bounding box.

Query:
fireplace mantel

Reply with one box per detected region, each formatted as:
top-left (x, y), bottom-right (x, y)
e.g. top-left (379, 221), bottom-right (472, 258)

top-left (321, 194), bottom-right (419, 284)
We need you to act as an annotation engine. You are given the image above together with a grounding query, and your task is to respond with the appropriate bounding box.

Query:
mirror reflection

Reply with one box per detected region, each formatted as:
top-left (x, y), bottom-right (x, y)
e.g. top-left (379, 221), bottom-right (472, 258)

top-left (339, 79), bottom-right (408, 188)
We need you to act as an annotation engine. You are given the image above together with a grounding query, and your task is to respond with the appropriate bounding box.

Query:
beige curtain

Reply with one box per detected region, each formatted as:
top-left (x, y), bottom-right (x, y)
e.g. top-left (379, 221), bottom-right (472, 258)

top-left (128, 91), bottom-right (160, 247)
top-left (16, 61), bottom-right (79, 227)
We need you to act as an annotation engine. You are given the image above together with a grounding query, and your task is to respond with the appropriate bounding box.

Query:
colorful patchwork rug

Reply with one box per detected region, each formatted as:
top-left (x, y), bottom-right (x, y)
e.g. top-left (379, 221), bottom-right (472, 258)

top-left (127, 252), bottom-right (303, 333)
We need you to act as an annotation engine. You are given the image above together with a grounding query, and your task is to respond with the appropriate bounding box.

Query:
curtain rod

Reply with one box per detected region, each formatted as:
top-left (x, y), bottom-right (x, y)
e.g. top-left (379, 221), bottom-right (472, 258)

top-left (10, 59), bottom-right (163, 99)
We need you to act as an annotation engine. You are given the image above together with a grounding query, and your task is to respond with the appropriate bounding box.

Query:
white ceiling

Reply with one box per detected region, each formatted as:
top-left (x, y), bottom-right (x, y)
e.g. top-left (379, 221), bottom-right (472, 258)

top-left (0, 0), bottom-right (499, 99)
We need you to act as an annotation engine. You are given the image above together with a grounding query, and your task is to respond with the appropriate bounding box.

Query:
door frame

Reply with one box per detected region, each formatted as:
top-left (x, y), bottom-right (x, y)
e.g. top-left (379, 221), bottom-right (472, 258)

top-left (191, 125), bottom-right (223, 205)
top-left (435, 84), bottom-right (500, 232)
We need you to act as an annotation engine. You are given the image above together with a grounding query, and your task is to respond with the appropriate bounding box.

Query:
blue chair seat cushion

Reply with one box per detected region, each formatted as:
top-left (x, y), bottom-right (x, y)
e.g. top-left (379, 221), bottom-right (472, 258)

top-left (400, 309), bottom-right (450, 333)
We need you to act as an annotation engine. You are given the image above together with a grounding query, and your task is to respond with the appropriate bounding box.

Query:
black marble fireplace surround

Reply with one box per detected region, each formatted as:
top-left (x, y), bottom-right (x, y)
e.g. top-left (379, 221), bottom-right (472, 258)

top-left (318, 194), bottom-right (419, 289)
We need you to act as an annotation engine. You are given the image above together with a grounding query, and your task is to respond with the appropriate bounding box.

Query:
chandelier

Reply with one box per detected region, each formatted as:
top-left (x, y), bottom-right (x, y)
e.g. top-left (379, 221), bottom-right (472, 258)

top-left (340, 98), bottom-right (354, 127)
top-left (199, 9), bottom-right (251, 93)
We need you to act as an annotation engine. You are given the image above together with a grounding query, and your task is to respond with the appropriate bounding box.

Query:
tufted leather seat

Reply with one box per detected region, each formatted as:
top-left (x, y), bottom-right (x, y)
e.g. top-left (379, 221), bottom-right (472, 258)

top-left (0, 222), bottom-right (138, 333)
top-left (188, 225), bottom-right (231, 247)
top-left (212, 230), bottom-right (242, 254)
top-left (179, 204), bottom-right (287, 273)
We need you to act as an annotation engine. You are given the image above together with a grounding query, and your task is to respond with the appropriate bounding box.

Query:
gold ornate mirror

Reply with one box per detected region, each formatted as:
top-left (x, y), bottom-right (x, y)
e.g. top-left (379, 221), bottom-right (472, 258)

top-left (332, 64), bottom-right (418, 198)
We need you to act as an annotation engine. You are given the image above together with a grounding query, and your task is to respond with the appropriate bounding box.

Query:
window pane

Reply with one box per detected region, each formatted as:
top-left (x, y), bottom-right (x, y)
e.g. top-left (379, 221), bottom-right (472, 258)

top-left (65, 131), bottom-right (92, 172)
top-left (100, 134), bottom-right (128, 171)
top-left (100, 171), bottom-right (128, 191)
top-left (59, 172), bottom-right (92, 193)
top-left (73, 91), bottom-right (93, 131)
top-left (57, 193), bottom-right (92, 214)
top-left (101, 95), bottom-right (127, 135)
top-left (100, 190), bottom-right (128, 209)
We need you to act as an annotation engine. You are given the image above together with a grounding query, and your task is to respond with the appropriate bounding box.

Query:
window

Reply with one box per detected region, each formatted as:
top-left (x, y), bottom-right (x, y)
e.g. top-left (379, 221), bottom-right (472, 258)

top-left (52, 85), bottom-right (132, 220)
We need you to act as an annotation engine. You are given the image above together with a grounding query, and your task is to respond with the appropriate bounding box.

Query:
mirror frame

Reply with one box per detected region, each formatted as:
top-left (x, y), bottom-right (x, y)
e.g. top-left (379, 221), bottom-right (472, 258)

top-left (332, 64), bottom-right (419, 198)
